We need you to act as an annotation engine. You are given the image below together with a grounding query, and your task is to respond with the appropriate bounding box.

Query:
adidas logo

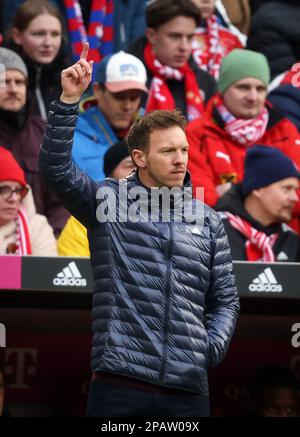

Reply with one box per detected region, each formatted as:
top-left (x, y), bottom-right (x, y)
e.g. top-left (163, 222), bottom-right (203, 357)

top-left (184, 225), bottom-right (202, 235)
top-left (191, 226), bottom-right (202, 235)
top-left (53, 261), bottom-right (87, 287)
top-left (276, 251), bottom-right (289, 261)
top-left (249, 267), bottom-right (283, 293)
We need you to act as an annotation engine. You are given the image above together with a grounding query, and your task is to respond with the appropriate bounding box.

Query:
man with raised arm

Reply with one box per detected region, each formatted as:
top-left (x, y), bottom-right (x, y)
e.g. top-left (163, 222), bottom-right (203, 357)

top-left (39, 43), bottom-right (239, 417)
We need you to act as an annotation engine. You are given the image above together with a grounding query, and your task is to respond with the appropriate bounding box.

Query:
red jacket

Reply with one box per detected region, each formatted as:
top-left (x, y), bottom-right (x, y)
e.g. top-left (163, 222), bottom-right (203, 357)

top-left (187, 97), bottom-right (300, 231)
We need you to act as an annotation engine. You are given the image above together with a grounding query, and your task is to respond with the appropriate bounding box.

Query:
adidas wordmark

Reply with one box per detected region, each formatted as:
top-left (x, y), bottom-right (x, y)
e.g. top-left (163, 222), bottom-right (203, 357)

top-left (249, 267), bottom-right (282, 293)
top-left (53, 261), bottom-right (87, 287)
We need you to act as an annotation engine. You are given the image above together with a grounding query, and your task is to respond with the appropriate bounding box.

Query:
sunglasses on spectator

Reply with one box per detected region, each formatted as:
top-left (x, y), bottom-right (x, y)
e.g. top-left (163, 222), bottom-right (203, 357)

top-left (0, 185), bottom-right (29, 200)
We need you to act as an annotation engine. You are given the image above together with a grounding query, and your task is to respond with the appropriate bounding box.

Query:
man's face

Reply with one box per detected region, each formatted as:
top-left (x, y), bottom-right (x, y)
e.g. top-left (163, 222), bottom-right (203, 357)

top-left (255, 177), bottom-right (299, 224)
top-left (0, 70), bottom-right (26, 112)
top-left (258, 386), bottom-right (299, 417)
top-left (111, 156), bottom-right (136, 179)
top-left (223, 78), bottom-right (267, 119)
top-left (95, 86), bottom-right (142, 130)
top-left (135, 126), bottom-right (189, 188)
top-left (190, 0), bottom-right (215, 19)
top-left (146, 16), bottom-right (196, 69)
top-left (0, 181), bottom-right (23, 226)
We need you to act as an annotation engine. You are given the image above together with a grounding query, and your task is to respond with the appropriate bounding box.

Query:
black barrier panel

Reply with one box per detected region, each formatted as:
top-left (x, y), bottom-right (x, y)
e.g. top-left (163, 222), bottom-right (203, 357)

top-left (233, 261), bottom-right (300, 298)
top-left (11, 257), bottom-right (300, 298)
top-left (21, 257), bottom-right (94, 292)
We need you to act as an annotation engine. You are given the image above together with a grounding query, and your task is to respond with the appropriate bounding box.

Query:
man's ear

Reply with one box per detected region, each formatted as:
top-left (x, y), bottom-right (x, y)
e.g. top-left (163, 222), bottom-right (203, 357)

top-left (252, 188), bottom-right (262, 199)
top-left (145, 27), bottom-right (157, 46)
top-left (131, 149), bottom-right (147, 168)
top-left (11, 28), bottom-right (22, 45)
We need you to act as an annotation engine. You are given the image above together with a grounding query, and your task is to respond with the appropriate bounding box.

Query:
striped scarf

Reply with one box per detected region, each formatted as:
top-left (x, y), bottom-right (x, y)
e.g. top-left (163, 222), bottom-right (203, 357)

top-left (215, 94), bottom-right (269, 147)
top-left (225, 212), bottom-right (278, 262)
top-left (193, 15), bottom-right (223, 79)
top-left (144, 42), bottom-right (204, 122)
top-left (15, 206), bottom-right (32, 255)
top-left (64, 0), bottom-right (114, 63)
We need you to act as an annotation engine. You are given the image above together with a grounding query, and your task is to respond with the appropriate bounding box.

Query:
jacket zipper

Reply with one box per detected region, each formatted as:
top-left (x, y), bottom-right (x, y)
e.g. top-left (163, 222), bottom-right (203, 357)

top-left (159, 221), bottom-right (173, 383)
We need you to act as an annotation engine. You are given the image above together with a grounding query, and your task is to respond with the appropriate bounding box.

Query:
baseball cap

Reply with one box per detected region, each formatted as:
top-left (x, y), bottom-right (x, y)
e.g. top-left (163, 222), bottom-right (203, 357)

top-left (95, 51), bottom-right (148, 93)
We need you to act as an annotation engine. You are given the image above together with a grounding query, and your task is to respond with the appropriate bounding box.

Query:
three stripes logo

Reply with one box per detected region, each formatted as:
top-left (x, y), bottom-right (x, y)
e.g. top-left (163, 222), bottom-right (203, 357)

top-left (249, 267), bottom-right (283, 293)
top-left (53, 261), bottom-right (87, 287)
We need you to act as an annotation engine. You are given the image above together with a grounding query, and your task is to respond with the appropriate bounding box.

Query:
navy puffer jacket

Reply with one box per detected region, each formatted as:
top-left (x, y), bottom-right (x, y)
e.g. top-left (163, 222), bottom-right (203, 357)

top-left (39, 100), bottom-right (240, 396)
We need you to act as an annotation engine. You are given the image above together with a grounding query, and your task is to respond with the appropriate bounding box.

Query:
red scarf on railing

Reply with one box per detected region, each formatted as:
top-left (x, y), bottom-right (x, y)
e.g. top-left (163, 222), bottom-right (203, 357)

top-left (225, 212), bottom-right (278, 261)
top-left (144, 42), bottom-right (204, 121)
top-left (215, 94), bottom-right (269, 147)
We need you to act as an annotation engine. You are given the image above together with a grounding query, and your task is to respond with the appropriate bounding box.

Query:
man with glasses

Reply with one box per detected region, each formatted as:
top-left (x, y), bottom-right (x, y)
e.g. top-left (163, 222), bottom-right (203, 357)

top-left (0, 146), bottom-right (57, 255)
top-left (0, 47), bottom-right (69, 237)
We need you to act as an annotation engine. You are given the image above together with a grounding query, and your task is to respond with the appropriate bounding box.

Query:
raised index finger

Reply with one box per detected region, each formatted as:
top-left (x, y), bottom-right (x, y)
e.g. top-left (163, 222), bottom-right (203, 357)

top-left (80, 42), bottom-right (89, 60)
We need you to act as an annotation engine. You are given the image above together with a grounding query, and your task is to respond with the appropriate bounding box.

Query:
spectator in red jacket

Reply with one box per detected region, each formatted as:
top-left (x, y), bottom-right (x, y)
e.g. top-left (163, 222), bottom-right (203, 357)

top-left (187, 49), bottom-right (300, 230)
top-left (128, 0), bottom-right (217, 121)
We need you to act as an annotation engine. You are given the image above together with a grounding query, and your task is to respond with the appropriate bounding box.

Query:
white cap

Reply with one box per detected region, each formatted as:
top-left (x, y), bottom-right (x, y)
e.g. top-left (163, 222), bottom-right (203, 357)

top-left (97, 51), bottom-right (148, 93)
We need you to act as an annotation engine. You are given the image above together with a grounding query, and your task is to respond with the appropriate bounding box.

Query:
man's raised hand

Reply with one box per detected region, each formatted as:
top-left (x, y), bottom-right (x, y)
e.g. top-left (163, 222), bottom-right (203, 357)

top-left (60, 42), bottom-right (94, 104)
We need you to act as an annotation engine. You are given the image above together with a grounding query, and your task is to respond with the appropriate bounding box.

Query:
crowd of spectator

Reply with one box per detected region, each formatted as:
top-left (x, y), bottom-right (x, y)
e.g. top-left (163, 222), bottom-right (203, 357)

top-left (1, 0), bottom-right (300, 417)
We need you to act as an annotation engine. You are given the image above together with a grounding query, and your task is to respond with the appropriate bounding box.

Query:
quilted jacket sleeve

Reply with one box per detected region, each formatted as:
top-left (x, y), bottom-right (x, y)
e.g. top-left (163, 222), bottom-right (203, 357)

top-left (205, 211), bottom-right (240, 367)
top-left (39, 100), bottom-right (99, 229)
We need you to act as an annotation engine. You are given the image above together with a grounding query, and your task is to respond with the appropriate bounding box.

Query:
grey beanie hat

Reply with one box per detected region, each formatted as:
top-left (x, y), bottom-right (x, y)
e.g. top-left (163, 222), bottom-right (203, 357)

top-left (0, 47), bottom-right (28, 78)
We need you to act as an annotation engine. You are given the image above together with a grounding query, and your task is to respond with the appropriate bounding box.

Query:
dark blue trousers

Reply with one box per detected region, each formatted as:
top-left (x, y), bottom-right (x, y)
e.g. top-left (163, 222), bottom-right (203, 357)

top-left (86, 379), bottom-right (210, 417)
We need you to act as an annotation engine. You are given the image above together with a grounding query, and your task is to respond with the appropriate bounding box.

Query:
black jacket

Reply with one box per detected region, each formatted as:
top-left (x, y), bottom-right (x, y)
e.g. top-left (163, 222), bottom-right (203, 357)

top-left (216, 184), bottom-right (300, 262)
top-left (247, 1), bottom-right (300, 79)
top-left (128, 36), bottom-right (217, 118)
top-left (39, 100), bottom-right (239, 396)
top-left (268, 84), bottom-right (300, 132)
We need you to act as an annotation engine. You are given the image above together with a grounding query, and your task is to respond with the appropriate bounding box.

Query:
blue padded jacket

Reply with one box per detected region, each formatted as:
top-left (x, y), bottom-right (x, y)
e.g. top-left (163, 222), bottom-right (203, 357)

top-left (39, 100), bottom-right (240, 396)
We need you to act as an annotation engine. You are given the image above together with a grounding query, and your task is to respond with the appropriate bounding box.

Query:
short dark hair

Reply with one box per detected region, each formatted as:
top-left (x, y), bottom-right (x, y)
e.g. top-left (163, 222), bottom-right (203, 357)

top-left (127, 109), bottom-right (187, 155)
top-left (249, 366), bottom-right (298, 398)
top-left (147, 0), bottom-right (201, 29)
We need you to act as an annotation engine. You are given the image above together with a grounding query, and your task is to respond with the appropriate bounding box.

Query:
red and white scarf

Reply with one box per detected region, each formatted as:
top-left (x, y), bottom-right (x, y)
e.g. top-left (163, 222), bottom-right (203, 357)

top-left (225, 212), bottom-right (278, 261)
top-left (144, 42), bottom-right (204, 122)
top-left (15, 206), bottom-right (32, 255)
top-left (193, 15), bottom-right (223, 79)
top-left (215, 94), bottom-right (269, 147)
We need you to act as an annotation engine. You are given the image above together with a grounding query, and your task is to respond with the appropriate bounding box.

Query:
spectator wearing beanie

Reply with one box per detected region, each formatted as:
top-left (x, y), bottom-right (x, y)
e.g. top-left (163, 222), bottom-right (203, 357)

top-left (0, 46), bottom-right (70, 238)
top-left (186, 48), bottom-right (300, 233)
top-left (58, 141), bottom-right (135, 257)
top-left (215, 145), bottom-right (300, 262)
top-left (0, 147), bottom-right (57, 255)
